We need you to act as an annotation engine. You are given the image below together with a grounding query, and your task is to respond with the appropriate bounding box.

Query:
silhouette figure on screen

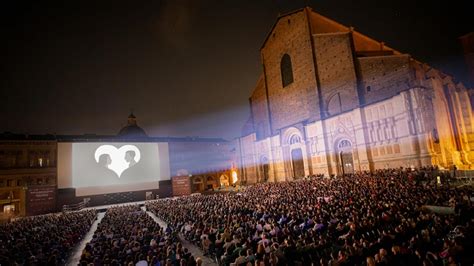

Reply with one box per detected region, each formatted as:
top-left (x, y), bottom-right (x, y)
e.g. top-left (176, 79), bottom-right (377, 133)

top-left (125, 150), bottom-right (137, 167)
top-left (98, 154), bottom-right (112, 168)
top-left (96, 154), bottom-right (114, 186)
top-left (122, 149), bottom-right (143, 181)
top-left (94, 145), bottom-right (141, 177)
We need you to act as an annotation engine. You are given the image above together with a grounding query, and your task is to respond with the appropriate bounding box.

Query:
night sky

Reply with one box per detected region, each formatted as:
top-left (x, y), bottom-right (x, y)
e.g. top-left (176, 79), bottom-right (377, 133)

top-left (1, 0), bottom-right (471, 140)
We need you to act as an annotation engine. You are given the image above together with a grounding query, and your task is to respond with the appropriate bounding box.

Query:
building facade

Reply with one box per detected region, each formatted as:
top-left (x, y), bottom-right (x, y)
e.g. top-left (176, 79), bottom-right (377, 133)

top-left (0, 135), bottom-right (57, 218)
top-left (0, 114), bottom-right (234, 218)
top-left (237, 7), bottom-right (474, 184)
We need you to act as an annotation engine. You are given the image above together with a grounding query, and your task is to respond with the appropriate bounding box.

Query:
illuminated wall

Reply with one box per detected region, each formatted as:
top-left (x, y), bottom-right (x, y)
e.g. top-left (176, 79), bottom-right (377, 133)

top-left (238, 7), bottom-right (474, 182)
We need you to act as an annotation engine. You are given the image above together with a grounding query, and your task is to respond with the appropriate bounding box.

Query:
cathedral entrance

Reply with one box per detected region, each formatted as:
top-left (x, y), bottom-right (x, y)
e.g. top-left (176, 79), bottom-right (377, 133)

top-left (263, 164), bottom-right (269, 182)
top-left (260, 157), bottom-right (269, 182)
top-left (291, 148), bottom-right (305, 178)
top-left (337, 140), bottom-right (354, 176)
top-left (340, 152), bottom-right (354, 175)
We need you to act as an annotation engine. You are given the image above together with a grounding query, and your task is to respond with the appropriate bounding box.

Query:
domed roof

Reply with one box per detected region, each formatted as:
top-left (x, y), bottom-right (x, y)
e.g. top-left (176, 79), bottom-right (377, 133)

top-left (118, 113), bottom-right (148, 138)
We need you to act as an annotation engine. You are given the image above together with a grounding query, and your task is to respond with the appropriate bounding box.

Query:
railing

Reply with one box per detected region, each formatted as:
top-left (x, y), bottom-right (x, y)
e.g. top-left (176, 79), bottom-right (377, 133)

top-left (62, 198), bottom-right (90, 212)
top-left (432, 169), bottom-right (474, 187)
top-left (453, 170), bottom-right (474, 187)
top-left (454, 170), bottom-right (474, 180)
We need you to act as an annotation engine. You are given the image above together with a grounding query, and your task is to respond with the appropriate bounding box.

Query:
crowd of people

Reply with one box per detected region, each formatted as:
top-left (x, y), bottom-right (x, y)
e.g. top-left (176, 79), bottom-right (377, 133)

top-left (146, 168), bottom-right (473, 266)
top-left (79, 205), bottom-right (201, 266)
top-left (0, 209), bottom-right (97, 265)
top-left (0, 167), bottom-right (472, 265)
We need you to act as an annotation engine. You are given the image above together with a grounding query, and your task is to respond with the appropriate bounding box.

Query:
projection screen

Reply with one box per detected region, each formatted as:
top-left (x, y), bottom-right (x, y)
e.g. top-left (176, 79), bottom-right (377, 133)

top-left (58, 142), bottom-right (170, 196)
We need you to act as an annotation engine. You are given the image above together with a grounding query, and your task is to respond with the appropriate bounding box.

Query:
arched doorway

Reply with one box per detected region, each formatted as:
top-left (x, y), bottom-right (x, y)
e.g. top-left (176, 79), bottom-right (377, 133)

top-left (337, 139), bottom-right (354, 175)
top-left (192, 176), bottom-right (204, 192)
top-left (206, 176), bottom-right (217, 190)
top-left (283, 129), bottom-right (307, 181)
top-left (259, 157), bottom-right (269, 182)
top-left (291, 148), bottom-right (305, 179)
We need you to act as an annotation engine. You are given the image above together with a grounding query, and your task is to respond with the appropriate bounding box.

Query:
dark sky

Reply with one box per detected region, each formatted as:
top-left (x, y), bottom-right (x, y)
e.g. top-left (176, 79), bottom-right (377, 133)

top-left (1, 0), bottom-right (471, 140)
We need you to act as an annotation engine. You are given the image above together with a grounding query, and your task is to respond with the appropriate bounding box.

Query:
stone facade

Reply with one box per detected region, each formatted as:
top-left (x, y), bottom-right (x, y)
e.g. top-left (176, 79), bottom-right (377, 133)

top-left (237, 7), bottom-right (474, 183)
top-left (0, 137), bottom-right (58, 218)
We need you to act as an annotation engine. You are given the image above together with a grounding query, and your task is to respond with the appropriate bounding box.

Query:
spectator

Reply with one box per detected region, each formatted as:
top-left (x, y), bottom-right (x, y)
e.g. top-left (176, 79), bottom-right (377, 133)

top-left (145, 167), bottom-right (474, 266)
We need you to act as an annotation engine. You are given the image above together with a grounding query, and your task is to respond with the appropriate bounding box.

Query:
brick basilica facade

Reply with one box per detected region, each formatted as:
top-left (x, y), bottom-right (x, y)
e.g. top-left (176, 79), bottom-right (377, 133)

top-left (236, 7), bottom-right (474, 183)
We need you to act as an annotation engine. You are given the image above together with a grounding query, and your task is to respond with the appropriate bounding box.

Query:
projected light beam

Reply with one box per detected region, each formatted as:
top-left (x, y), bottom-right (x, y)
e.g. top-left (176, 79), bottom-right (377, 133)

top-left (94, 145), bottom-right (141, 177)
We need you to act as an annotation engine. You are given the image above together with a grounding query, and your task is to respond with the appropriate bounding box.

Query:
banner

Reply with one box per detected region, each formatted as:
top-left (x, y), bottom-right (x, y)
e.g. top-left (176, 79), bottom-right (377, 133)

top-left (27, 186), bottom-right (56, 216)
top-left (172, 176), bottom-right (191, 196)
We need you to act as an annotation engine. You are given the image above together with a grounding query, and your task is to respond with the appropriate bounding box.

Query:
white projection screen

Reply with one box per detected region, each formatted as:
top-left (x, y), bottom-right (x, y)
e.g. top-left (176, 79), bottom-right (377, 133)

top-left (58, 142), bottom-right (170, 196)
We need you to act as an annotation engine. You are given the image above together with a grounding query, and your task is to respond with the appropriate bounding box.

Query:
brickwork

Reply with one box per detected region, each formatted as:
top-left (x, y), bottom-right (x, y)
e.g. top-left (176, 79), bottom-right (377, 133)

top-left (358, 55), bottom-right (413, 105)
top-left (309, 11), bottom-right (401, 55)
top-left (313, 33), bottom-right (359, 116)
top-left (261, 11), bottom-right (320, 132)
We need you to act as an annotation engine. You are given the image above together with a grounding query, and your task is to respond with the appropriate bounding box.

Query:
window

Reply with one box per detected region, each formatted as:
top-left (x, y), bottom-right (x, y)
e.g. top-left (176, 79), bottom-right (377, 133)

top-left (289, 135), bottom-right (301, 145)
top-left (366, 86), bottom-right (371, 92)
top-left (281, 54), bottom-right (294, 87)
top-left (338, 140), bottom-right (352, 150)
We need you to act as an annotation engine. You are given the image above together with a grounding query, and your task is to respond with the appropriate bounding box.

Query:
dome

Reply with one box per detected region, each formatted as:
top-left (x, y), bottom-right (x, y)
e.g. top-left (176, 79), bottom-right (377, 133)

top-left (117, 113), bottom-right (148, 138)
top-left (118, 125), bottom-right (147, 137)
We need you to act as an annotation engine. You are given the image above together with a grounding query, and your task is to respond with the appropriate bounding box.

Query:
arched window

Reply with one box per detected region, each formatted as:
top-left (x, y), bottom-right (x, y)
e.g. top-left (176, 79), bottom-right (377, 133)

top-left (289, 134), bottom-right (301, 145)
top-left (338, 139), bottom-right (352, 150)
top-left (280, 54), bottom-right (294, 87)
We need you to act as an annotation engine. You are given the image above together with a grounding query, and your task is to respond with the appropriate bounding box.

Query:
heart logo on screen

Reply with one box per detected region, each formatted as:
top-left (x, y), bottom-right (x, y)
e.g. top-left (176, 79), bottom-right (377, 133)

top-left (94, 145), bottom-right (141, 178)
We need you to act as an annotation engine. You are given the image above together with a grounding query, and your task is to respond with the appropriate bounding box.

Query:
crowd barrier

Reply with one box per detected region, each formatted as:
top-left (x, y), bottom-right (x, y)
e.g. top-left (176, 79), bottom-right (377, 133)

top-left (421, 205), bottom-right (455, 215)
top-left (62, 198), bottom-right (90, 212)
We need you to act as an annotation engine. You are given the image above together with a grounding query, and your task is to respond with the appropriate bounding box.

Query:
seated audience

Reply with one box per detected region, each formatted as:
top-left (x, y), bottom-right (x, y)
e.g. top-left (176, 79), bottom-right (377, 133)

top-left (1, 166), bottom-right (472, 265)
top-left (0, 210), bottom-right (97, 265)
top-left (79, 204), bottom-right (196, 266)
top-left (146, 167), bottom-right (473, 265)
